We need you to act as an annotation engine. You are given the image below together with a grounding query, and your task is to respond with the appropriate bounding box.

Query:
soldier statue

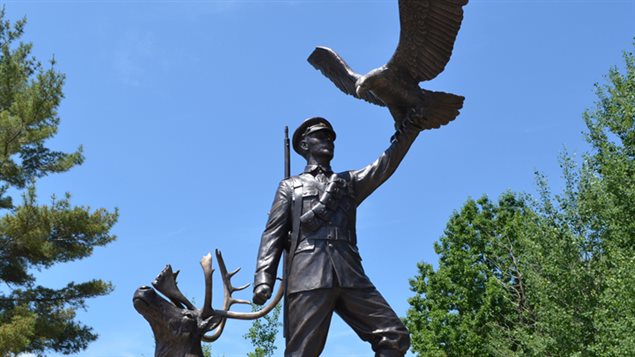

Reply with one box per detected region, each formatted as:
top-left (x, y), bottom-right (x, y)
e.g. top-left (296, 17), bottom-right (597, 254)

top-left (252, 115), bottom-right (426, 357)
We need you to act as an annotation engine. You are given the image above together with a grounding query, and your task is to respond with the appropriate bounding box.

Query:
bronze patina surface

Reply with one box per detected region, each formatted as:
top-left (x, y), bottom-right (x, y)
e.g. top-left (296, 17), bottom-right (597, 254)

top-left (254, 0), bottom-right (469, 355)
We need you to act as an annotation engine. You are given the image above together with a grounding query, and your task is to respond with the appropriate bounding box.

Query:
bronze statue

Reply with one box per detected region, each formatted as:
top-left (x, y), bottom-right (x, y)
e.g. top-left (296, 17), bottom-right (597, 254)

top-left (253, 1), bottom-right (469, 356)
top-left (253, 114), bottom-right (430, 356)
top-left (135, 0), bottom-right (468, 355)
top-left (133, 250), bottom-right (282, 357)
top-left (308, 0), bottom-right (469, 129)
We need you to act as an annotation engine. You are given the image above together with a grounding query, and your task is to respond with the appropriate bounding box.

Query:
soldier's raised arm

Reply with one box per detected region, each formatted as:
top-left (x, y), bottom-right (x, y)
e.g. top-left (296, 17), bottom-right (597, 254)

top-left (351, 117), bottom-right (422, 205)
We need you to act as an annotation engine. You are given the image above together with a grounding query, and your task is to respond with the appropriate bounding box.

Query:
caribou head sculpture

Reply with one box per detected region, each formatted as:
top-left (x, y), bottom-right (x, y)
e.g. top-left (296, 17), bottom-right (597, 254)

top-left (133, 249), bottom-right (283, 357)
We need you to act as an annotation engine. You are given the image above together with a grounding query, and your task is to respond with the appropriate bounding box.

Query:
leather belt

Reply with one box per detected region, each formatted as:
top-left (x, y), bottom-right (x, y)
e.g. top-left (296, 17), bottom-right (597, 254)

top-left (307, 226), bottom-right (352, 242)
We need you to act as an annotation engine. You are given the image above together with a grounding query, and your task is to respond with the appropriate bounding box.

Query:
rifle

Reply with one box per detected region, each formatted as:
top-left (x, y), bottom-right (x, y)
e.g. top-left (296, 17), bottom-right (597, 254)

top-left (284, 126), bottom-right (290, 179)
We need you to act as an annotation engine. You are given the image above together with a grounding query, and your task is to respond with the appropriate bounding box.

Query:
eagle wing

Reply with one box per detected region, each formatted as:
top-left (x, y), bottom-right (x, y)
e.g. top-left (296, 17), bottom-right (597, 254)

top-left (307, 46), bottom-right (385, 106)
top-left (388, 0), bottom-right (468, 82)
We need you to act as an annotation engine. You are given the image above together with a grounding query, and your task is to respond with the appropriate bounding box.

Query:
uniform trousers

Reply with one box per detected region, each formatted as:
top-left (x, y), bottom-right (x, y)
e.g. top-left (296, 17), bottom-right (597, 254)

top-left (285, 286), bottom-right (410, 357)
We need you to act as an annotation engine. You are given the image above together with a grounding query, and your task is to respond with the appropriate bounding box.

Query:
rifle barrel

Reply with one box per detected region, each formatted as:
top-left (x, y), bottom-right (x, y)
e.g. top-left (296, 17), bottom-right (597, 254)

top-left (284, 126), bottom-right (290, 179)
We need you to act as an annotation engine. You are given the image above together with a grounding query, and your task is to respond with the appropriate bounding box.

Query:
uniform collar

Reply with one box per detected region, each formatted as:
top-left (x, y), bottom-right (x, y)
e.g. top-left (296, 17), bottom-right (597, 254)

top-left (304, 164), bottom-right (333, 176)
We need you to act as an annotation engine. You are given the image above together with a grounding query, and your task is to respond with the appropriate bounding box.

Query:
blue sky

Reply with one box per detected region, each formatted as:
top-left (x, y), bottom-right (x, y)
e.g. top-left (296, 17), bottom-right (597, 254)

top-left (3, 1), bottom-right (634, 356)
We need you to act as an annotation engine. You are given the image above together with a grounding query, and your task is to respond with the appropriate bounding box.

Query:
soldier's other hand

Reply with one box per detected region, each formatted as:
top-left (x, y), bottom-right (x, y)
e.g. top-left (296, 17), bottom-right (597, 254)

top-left (253, 284), bottom-right (272, 305)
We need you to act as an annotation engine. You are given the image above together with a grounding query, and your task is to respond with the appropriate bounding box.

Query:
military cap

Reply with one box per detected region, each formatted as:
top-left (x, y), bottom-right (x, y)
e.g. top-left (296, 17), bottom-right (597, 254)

top-left (292, 117), bottom-right (336, 155)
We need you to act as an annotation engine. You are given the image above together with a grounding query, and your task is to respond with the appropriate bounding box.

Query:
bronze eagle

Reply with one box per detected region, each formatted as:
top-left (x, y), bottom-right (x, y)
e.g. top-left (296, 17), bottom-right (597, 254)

top-left (308, 0), bottom-right (469, 130)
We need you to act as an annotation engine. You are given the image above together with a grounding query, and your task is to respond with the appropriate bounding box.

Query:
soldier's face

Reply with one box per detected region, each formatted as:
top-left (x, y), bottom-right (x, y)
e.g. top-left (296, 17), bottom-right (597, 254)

top-left (302, 130), bottom-right (335, 161)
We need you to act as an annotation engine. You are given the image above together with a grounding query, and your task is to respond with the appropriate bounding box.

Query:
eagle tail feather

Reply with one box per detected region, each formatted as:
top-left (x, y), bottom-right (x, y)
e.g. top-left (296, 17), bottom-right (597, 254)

top-left (420, 90), bottom-right (464, 130)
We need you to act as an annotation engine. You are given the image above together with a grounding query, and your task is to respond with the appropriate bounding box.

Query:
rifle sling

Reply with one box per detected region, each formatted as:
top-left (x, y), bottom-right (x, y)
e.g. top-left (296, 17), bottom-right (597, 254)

top-left (283, 177), bottom-right (303, 338)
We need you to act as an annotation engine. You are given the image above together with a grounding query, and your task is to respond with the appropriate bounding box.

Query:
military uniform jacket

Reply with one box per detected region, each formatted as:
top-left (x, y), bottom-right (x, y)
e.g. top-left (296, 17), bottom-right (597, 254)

top-left (254, 123), bottom-right (419, 295)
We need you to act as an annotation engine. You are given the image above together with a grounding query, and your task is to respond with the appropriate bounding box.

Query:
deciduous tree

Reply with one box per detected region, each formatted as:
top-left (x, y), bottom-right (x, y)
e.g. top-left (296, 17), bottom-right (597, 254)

top-left (244, 304), bottom-right (282, 357)
top-left (404, 194), bottom-right (543, 356)
top-left (405, 45), bottom-right (634, 356)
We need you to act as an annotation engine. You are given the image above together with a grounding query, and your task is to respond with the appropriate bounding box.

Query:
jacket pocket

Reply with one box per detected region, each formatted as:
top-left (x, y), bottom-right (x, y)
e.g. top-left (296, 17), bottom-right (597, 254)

top-left (295, 239), bottom-right (315, 254)
top-left (302, 188), bottom-right (318, 197)
top-left (302, 188), bottom-right (319, 212)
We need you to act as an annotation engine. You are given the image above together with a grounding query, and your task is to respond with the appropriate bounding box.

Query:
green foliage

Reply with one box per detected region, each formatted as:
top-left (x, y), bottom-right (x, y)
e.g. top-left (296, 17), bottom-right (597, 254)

top-left (0, 305), bottom-right (36, 353)
top-left (405, 193), bottom-right (543, 356)
top-left (405, 45), bottom-right (635, 356)
top-left (202, 344), bottom-right (212, 357)
top-left (244, 304), bottom-right (282, 357)
top-left (0, 9), bottom-right (117, 356)
top-left (582, 46), bottom-right (635, 356)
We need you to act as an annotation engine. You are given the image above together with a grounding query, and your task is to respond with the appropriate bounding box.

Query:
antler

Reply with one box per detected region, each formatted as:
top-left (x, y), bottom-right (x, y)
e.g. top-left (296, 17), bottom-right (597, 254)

top-left (152, 265), bottom-right (196, 310)
top-left (217, 249), bottom-right (252, 307)
top-left (202, 249), bottom-right (250, 342)
top-left (200, 253), bottom-right (214, 319)
top-left (202, 249), bottom-right (285, 342)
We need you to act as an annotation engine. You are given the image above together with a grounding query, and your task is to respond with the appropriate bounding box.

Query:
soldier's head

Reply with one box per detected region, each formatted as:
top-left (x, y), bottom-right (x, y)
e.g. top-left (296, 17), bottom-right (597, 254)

top-left (293, 117), bottom-right (336, 163)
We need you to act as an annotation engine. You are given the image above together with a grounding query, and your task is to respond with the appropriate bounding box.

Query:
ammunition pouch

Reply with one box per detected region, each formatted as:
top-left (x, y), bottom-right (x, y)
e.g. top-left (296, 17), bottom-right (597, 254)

top-left (300, 175), bottom-right (346, 232)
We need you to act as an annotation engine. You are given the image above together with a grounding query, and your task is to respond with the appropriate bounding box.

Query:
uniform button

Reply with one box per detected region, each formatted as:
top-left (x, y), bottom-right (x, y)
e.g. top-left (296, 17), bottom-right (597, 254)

top-left (328, 242), bottom-right (333, 247)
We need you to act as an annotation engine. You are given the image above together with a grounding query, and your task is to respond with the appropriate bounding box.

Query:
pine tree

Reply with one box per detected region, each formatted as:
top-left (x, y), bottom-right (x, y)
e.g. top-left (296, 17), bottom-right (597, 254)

top-left (0, 10), bottom-right (117, 355)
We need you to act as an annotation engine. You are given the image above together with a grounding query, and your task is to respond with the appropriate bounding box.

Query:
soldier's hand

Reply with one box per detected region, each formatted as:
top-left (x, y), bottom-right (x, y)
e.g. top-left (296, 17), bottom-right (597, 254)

top-left (253, 284), bottom-right (272, 305)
